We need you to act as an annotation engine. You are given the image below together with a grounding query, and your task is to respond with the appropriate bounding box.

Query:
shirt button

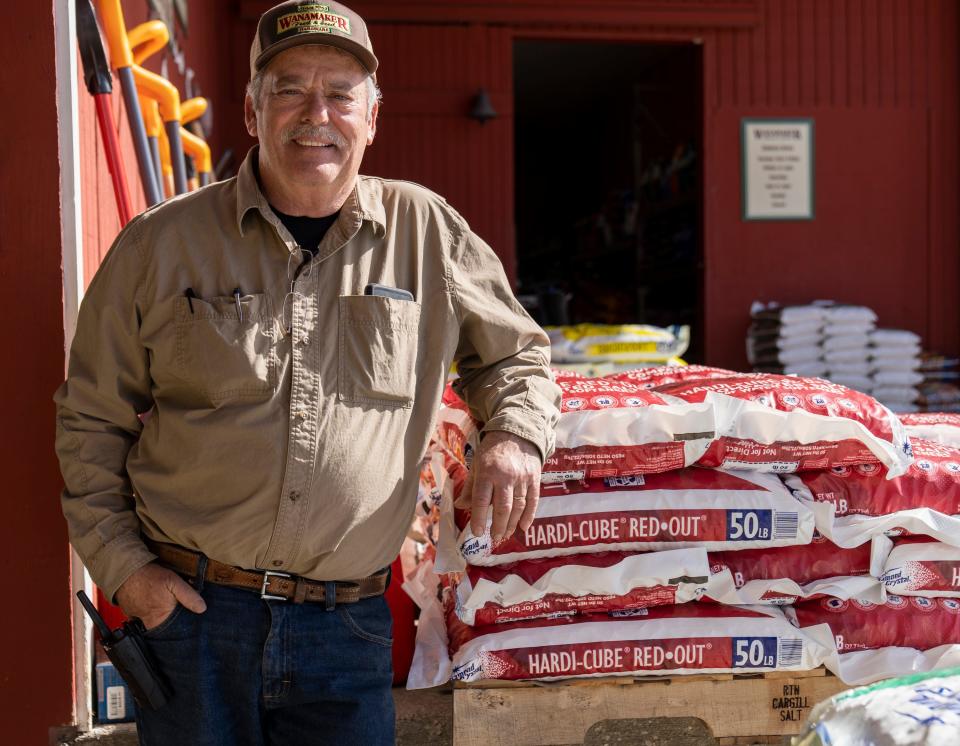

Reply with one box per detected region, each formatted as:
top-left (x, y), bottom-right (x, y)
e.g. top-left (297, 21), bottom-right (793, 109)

top-left (299, 335), bottom-right (310, 346)
top-left (272, 560), bottom-right (283, 567)
top-left (289, 490), bottom-right (301, 502)
top-left (293, 409), bottom-right (306, 420)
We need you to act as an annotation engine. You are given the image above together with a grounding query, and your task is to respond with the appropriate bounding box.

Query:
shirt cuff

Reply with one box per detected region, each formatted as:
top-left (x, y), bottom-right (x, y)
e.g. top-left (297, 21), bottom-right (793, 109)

top-left (88, 533), bottom-right (158, 604)
top-left (482, 409), bottom-right (553, 463)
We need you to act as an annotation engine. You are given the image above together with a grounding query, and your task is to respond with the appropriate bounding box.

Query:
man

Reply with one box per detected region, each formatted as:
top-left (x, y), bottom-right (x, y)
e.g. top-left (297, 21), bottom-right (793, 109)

top-left (54, 1), bottom-right (560, 743)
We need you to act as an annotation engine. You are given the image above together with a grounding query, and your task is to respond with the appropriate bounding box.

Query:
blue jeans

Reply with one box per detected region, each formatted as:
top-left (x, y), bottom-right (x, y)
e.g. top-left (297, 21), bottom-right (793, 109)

top-left (134, 574), bottom-right (395, 745)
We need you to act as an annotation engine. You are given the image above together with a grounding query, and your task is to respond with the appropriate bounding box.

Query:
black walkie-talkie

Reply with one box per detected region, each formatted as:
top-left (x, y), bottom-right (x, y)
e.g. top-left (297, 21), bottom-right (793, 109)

top-left (76, 591), bottom-right (171, 710)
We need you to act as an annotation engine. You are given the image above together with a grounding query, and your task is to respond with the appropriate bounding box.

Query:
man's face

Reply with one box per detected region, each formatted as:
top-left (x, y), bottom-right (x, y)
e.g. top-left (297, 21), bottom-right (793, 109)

top-left (244, 44), bottom-right (377, 196)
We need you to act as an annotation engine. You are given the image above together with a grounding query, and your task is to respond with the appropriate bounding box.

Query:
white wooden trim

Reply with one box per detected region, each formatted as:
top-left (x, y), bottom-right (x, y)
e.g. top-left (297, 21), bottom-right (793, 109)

top-left (54, 0), bottom-right (93, 731)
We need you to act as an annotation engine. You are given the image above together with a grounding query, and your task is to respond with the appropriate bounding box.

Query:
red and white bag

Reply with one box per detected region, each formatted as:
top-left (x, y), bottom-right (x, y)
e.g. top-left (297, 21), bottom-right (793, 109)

top-left (446, 600), bottom-right (835, 683)
top-left (704, 536), bottom-right (882, 606)
top-left (605, 365), bottom-right (738, 389)
top-left (874, 536), bottom-right (960, 598)
top-left (900, 413), bottom-right (960, 448)
top-left (442, 469), bottom-right (815, 568)
top-left (453, 548), bottom-right (710, 626)
top-left (654, 374), bottom-right (912, 477)
top-left (784, 438), bottom-right (960, 548)
top-left (433, 383), bottom-right (479, 467)
top-left (788, 594), bottom-right (960, 684)
top-left (543, 378), bottom-right (717, 483)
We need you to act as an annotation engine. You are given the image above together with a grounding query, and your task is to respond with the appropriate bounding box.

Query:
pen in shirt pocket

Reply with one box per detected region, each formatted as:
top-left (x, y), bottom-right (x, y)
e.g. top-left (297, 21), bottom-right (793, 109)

top-left (233, 287), bottom-right (243, 322)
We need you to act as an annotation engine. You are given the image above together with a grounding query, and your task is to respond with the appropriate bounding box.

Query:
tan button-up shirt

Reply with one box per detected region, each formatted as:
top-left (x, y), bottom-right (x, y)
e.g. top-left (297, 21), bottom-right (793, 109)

top-left (55, 149), bottom-right (560, 601)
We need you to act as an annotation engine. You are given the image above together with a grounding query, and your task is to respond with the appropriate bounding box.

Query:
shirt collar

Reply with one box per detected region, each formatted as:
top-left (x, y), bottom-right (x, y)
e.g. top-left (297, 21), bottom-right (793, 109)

top-left (235, 147), bottom-right (386, 238)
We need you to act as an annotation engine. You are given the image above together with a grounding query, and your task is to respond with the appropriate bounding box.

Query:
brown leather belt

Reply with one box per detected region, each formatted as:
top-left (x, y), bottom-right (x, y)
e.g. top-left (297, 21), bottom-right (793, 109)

top-left (145, 539), bottom-right (389, 605)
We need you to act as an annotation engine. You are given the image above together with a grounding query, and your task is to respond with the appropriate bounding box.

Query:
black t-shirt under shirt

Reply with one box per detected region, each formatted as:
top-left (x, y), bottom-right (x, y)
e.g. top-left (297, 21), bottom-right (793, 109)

top-left (271, 206), bottom-right (339, 257)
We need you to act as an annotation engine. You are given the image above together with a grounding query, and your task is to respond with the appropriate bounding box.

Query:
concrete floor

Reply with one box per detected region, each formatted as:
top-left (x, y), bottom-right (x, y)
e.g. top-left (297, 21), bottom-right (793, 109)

top-left (57, 685), bottom-right (454, 746)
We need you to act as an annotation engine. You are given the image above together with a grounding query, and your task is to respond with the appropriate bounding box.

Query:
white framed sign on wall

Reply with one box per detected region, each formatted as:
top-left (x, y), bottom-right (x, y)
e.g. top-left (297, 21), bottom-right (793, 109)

top-left (741, 118), bottom-right (815, 221)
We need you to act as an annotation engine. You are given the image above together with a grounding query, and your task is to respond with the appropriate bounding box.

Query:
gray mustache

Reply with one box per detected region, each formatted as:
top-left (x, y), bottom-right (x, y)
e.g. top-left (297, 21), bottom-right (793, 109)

top-left (282, 125), bottom-right (347, 148)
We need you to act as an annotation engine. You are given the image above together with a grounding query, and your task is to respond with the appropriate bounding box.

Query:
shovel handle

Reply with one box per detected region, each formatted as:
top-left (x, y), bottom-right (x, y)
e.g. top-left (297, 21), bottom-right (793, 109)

top-left (129, 20), bottom-right (169, 66)
top-left (93, 93), bottom-right (133, 225)
top-left (96, 0), bottom-right (133, 69)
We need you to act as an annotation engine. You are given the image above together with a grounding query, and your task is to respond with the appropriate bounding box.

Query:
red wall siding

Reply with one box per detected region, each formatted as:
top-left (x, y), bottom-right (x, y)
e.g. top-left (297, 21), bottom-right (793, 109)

top-left (704, 0), bottom-right (960, 367)
top-left (365, 24), bottom-right (517, 279)
top-left (0, 2), bottom-right (75, 742)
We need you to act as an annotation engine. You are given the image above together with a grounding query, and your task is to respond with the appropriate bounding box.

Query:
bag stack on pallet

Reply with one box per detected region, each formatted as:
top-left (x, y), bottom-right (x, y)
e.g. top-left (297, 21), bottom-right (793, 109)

top-left (916, 354), bottom-right (960, 413)
top-left (401, 365), bottom-right (960, 689)
top-left (747, 303), bottom-right (828, 378)
top-left (780, 414), bottom-right (960, 683)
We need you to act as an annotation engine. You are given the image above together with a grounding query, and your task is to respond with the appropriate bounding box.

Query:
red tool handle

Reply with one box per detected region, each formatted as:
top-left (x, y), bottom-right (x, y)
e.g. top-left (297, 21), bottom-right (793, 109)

top-left (93, 92), bottom-right (133, 226)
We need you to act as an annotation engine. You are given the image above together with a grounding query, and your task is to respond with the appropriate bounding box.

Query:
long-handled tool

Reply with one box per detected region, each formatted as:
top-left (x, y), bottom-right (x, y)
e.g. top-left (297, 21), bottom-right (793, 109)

top-left (94, 0), bottom-right (162, 206)
top-left (131, 65), bottom-right (188, 195)
top-left (76, 0), bottom-right (132, 226)
top-left (140, 97), bottom-right (168, 199)
top-left (129, 21), bottom-right (169, 200)
top-left (180, 97), bottom-right (213, 186)
top-left (180, 127), bottom-right (213, 186)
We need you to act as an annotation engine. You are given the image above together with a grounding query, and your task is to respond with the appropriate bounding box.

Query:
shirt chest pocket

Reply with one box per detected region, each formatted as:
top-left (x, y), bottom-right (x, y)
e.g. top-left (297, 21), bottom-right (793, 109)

top-left (338, 295), bottom-right (421, 408)
top-left (174, 293), bottom-right (278, 403)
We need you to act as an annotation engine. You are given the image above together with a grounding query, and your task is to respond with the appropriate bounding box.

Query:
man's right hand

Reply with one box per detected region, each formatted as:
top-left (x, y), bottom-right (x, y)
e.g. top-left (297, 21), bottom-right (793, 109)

top-left (115, 562), bottom-right (207, 630)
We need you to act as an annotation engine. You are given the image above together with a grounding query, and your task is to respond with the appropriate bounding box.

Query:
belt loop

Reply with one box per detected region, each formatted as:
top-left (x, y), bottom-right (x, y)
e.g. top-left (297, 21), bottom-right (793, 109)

top-left (325, 581), bottom-right (336, 611)
top-left (194, 554), bottom-right (208, 594)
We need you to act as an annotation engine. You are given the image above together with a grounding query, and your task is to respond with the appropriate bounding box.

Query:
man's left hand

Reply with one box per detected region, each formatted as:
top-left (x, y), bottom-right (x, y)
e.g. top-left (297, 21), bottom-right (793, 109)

top-left (463, 431), bottom-right (541, 543)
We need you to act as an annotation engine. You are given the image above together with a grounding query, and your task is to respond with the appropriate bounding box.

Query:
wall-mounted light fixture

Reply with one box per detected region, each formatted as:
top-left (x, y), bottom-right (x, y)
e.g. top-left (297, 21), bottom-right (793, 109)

top-left (470, 88), bottom-right (497, 124)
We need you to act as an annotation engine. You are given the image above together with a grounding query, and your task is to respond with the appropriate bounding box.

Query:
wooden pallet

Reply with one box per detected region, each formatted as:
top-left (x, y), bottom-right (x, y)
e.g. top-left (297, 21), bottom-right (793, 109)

top-left (453, 667), bottom-right (848, 746)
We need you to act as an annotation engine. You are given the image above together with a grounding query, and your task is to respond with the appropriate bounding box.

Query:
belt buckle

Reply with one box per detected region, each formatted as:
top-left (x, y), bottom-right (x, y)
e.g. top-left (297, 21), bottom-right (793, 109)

top-left (261, 570), bottom-right (292, 601)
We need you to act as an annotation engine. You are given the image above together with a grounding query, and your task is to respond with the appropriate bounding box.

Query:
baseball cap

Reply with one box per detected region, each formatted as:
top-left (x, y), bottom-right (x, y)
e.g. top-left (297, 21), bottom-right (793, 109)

top-left (250, 1), bottom-right (378, 79)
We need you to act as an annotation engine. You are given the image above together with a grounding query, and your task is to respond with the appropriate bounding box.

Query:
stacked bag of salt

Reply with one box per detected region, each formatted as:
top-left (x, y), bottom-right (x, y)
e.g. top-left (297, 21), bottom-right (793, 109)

top-left (747, 302), bottom-right (827, 377)
top-left (783, 435), bottom-right (960, 683)
top-left (546, 323), bottom-right (690, 376)
top-left (915, 355), bottom-right (960, 413)
top-left (404, 365), bottom-right (921, 688)
top-left (869, 329), bottom-right (923, 413)
top-left (795, 666), bottom-right (960, 746)
top-left (821, 305), bottom-right (876, 394)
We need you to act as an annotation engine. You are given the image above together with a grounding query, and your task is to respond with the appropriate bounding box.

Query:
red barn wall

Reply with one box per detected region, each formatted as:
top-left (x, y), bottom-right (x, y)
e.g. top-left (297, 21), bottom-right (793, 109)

top-left (0, 2), bottom-right (75, 742)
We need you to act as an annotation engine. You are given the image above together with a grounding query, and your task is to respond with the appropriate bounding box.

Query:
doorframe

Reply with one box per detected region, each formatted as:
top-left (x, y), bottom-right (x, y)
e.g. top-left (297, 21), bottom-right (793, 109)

top-left (54, 0), bottom-right (94, 731)
top-left (508, 27), bottom-right (708, 353)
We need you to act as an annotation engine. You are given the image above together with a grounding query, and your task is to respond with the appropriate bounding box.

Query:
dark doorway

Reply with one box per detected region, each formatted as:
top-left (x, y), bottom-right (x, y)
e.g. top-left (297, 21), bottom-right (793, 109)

top-left (514, 40), bottom-right (704, 361)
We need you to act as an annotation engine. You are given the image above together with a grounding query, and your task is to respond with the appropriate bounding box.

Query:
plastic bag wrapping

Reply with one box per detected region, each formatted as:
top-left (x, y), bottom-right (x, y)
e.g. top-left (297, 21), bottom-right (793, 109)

top-left (788, 594), bottom-right (960, 685)
top-left (443, 469), bottom-right (815, 568)
top-left (901, 412), bottom-right (960, 448)
top-left (547, 323), bottom-right (690, 364)
top-left (785, 439), bottom-right (960, 548)
top-left (605, 364), bottom-right (737, 388)
top-left (655, 374), bottom-right (912, 476)
top-left (704, 538), bottom-right (883, 605)
top-left (446, 601), bottom-right (837, 683)
top-left (452, 548), bottom-right (710, 625)
top-left (544, 377), bottom-right (718, 483)
top-left (874, 536), bottom-right (960, 598)
top-left (794, 666), bottom-right (960, 746)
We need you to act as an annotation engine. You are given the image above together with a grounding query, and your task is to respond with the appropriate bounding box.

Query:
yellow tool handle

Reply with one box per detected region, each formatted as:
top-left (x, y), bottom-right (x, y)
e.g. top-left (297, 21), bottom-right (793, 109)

top-left (157, 123), bottom-right (174, 198)
top-left (128, 20), bottom-right (169, 66)
top-left (180, 127), bottom-right (212, 175)
top-left (96, 0), bottom-right (133, 68)
top-left (139, 96), bottom-right (162, 138)
top-left (132, 64), bottom-right (181, 122)
top-left (181, 97), bottom-right (208, 126)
